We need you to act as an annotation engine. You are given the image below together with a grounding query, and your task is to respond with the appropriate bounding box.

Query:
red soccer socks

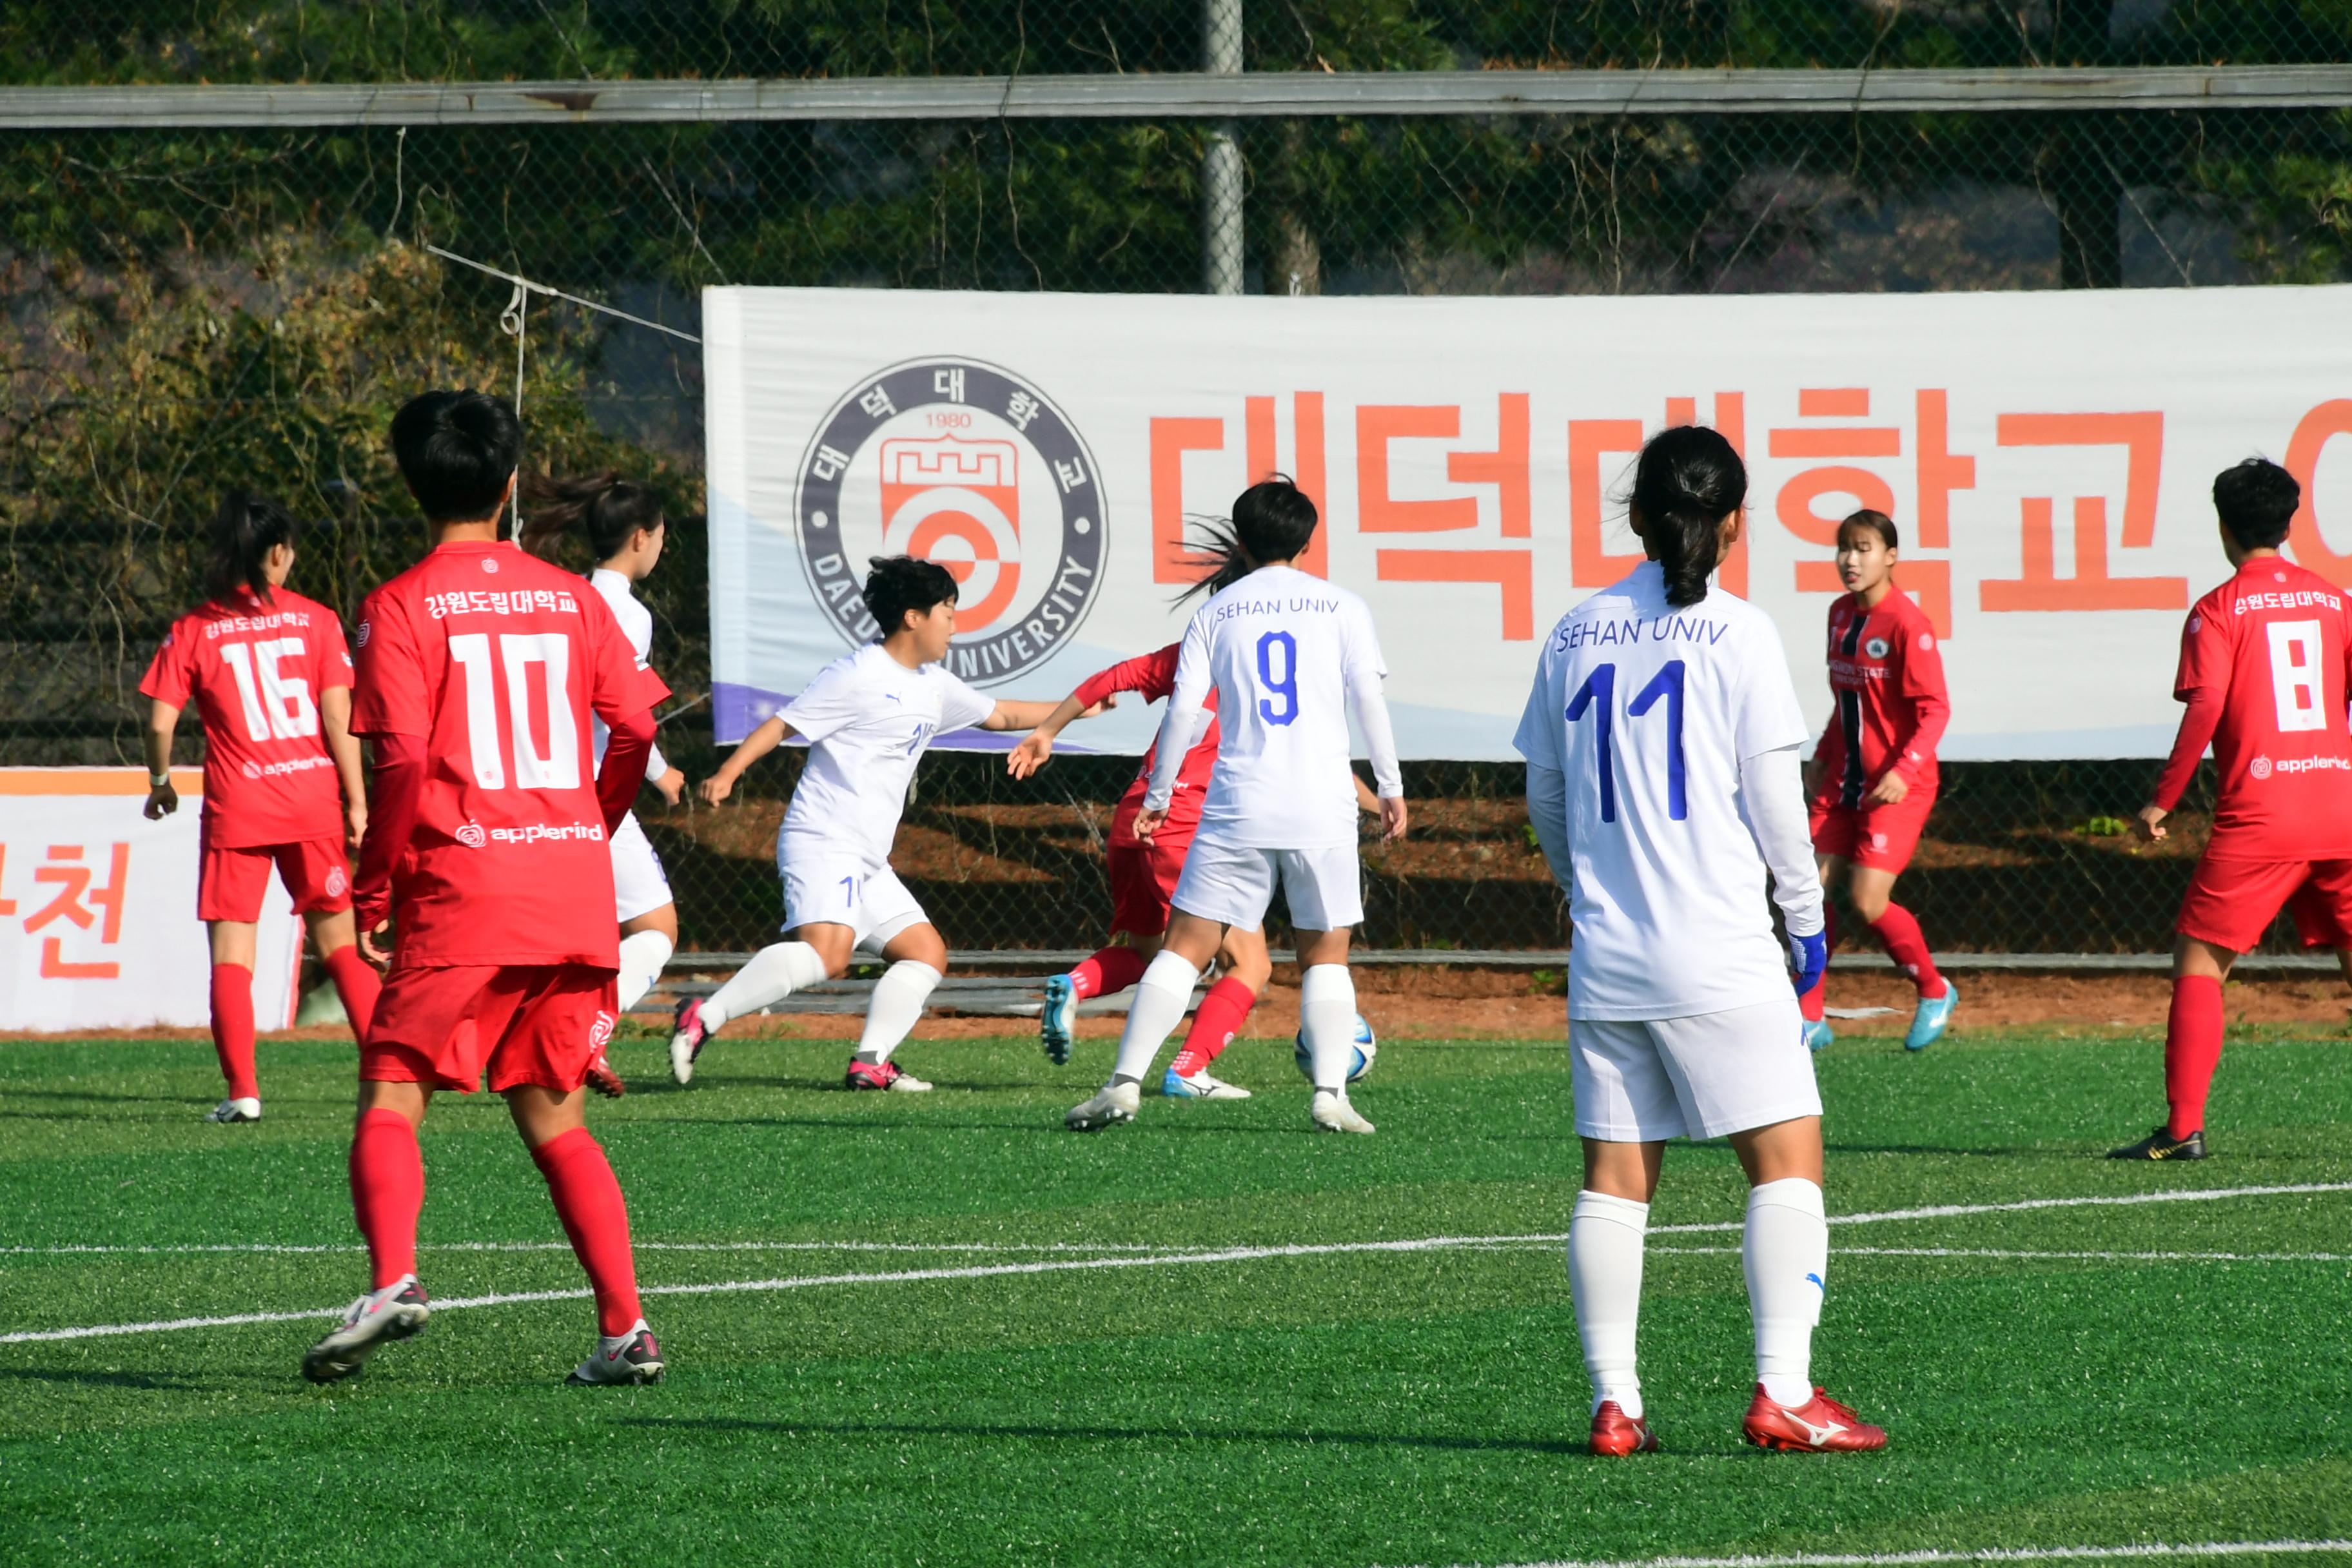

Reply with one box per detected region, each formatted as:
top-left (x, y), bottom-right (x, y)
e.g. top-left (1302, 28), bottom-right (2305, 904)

top-left (321, 944), bottom-right (382, 1041)
top-left (2164, 974), bottom-right (2226, 1139)
top-left (1868, 903), bottom-right (1946, 1000)
top-left (351, 1108), bottom-right (424, 1288)
top-left (531, 1128), bottom-right (643, 1337)
top-left (1068, 945), bottom-right (1150, 1002)
top-left (1168, 977), bottom-right (1257, 1079)
top-left (208, 963), bottom-right (259, 1101)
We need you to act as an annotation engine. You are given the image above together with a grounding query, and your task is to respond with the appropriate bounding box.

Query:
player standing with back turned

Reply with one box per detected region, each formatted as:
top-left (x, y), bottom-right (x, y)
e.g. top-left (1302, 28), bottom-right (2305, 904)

top-left (302, 391), bottom-right (671, 1386)
top-left (2113, 458), bottom-right (2352, 1161)
top-left (1517, 426), bottom-right (1885, 1456)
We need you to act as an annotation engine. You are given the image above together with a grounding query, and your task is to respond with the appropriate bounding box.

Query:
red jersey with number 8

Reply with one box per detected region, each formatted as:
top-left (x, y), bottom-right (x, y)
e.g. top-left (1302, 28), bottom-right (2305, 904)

top-left (2167, 558), bottom-right (2352, 861)
top-left (138, 587), bottom-right (353, 848)
top-left (350, 541), bottom-right (668, 968)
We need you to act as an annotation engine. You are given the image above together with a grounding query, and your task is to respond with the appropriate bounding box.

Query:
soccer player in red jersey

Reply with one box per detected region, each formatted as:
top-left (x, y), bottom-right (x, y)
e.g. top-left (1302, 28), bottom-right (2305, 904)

top-left (302, 391), bottom-right (671, 1386)
top-left (1009, 642), bottom-right (1274, 1099)
top-left (2113, 458), bottom-right (2352, 1161)
top-left (140, 493), bottom-right (382, 1124)
top-left (1800, 509), bottom-right (1957, 1053)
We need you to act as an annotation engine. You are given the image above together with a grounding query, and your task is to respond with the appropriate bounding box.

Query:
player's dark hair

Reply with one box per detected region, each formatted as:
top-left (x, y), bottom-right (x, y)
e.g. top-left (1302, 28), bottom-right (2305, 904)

top-left (1839, 509), bottom-right (1899, 552)
top-left (1631, 426), bottom-right (1747, 609)
top-left (863, 554), bottom-right (959, 638)
top-left (1178, 475), bottom-right (1317, 603)
top-left (518, 470), bottom-right (665, 561)
top-left (203, 491), bottom-right (301, 608)
top-left (2213, 458), bottom-right (2299, 551)
top-left (389, 389), bottom-right (524, 523)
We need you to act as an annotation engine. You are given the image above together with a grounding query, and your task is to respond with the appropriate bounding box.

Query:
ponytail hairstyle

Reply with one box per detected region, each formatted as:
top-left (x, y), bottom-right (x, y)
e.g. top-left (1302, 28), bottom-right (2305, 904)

top-left (1177, 475), bottom-right (1318, 603)
top-left (1629, 426), bottom-right (1747, 608)
top-left (518, 470), bottom-right (666, 562)
top-left (203, 491), bottom-right (301, 607)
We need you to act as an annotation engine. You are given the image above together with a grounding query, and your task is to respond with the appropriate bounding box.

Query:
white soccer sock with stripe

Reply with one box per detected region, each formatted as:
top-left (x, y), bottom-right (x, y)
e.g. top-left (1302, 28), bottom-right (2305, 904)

top-left (1568, 1190), bottom-right (1649, 1420)
top-left (1298, 963), bottom-right (1358, 1093)
top-left (1110, 950), bottom-right (1199, 1084)
top-left (854, 960), bottom-right (943, 1065)
top-left (616, 930), bottom-right (674, 1014)
top-left (700, 940), bottom-right (828, 1032)
top-left (1745, 1176), bottom-right (1829, 1409)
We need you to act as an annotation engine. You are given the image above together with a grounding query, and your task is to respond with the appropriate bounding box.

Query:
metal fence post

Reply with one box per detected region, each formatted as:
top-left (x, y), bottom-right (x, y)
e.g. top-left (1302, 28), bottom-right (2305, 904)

top-left (1202, 0), bottom-right (1244, 295)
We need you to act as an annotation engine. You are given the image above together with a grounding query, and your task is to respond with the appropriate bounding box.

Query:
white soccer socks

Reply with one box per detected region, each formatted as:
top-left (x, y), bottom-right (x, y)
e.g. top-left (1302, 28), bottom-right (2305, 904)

top-left (700, 940), bottom-right (829, 1032)
top-left (1568, 1190), bottom-right (1650, 1419)
top-left (854, 959), bottom-right (943, 1065)
top-left (1109, 950), bottom-right (1200, 1084)
top-left (616, 930), bottom-right (674, 1014)
top-left (1744, 1177), bottom-right (1829, 1410)
top-left (1298, 964), bottom-right (1358, 1092)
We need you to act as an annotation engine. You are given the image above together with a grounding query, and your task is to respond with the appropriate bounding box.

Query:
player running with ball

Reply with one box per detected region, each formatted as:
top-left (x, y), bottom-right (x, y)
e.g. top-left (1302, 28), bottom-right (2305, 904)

top-left (1516, 426), bottom-right (1886, 1456)
top-left (2113, 458), bottom-right (2352, 1161)
top-left (671, 557), bottom-right (1086, 1092)
top-left (1064, 477), bottom-right (1406, 1135)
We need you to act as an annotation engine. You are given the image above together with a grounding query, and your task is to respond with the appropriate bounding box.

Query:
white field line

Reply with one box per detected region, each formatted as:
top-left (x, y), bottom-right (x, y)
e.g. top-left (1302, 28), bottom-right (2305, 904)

top-left (6, 1181), bottom-right (2347, 1346)
top-left (1652, 1246), bottom-right (2352, 1263)
top-left (1424, 1540), bottom-right (2352, 1568)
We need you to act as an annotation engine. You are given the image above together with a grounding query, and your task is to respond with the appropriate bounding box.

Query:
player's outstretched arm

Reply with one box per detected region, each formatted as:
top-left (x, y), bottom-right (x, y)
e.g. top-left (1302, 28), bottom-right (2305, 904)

top-left (141, 698), bottom-right (180, 820)
top-left (321, 685), bottom-right (367, 852)
top-left (700, 714), bottom-right (794, 805)
top-left (1006, 693), bottom-right (1090, 779)
top-left (983, 696), bottom-right (1107, 734)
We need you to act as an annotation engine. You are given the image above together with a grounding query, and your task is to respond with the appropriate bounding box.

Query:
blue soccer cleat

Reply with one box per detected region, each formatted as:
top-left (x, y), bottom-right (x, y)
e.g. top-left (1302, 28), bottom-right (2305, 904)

top-left (1801, 1019), bottom-right (1834, 1054)
top-left (1039, 973), bottom-right (1077, 1065)
top-left (1905, 984), bottom-right (1958, 1052)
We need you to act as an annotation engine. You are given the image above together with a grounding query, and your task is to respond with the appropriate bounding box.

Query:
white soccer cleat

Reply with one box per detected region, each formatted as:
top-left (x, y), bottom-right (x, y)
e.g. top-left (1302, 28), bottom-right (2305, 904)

top-left (301, 1274), bottom-right (429, 1383)
top-left (1311, 1088), bottom-right (1375, 1135)
top-left (669, 996), bottom-right (710, 1086)
top-left (206, 1097), bottom-right (262, 1124)
top-left (569, 1319), bottom-right (665, 1386)
top-left (1162, 1067), bottom-right (1251, 1099)
top-left (1066, 1080), bottom-right (1141, 1131)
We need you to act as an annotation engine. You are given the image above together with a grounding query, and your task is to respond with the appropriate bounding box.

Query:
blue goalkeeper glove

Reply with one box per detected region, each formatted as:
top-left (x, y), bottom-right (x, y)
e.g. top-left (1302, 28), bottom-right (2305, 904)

top-left (1787, 928), bottom-right (1828, 996)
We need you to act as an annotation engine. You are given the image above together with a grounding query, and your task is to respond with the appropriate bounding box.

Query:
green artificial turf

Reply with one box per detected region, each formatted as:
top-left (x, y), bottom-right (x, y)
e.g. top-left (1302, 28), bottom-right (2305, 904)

top-left (3, 1021), bottom-right (2349, 1567)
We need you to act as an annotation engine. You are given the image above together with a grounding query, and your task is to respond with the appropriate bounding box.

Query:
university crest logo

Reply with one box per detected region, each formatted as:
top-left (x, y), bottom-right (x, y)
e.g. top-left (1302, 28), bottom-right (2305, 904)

top-left (795, 358), bottom-right (1107, 686)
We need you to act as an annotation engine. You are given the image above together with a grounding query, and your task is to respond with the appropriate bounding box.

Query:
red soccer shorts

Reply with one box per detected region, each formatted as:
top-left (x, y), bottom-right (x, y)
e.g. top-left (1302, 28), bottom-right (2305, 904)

top-left (2176, 856), bottom-right (2352, 954)
top-left (362, 964), bottom-right (618, 1094)
top-left (1809, 790), bottom-right (1936, 874)
top-left (1107, 836), bottom-right (1188, 938)
top-left (197, 831), bottom-right (352, 922)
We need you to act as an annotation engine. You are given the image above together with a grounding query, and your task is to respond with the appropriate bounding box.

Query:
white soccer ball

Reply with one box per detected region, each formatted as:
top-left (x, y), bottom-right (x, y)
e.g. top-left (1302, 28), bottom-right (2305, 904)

top-left (1293, 1014), bottom-right (1377, 1084)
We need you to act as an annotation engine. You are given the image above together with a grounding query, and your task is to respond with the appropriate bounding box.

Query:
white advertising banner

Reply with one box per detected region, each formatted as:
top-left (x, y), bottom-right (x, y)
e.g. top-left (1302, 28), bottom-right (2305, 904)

top-left (704, 284), bottom-right (2352, 760)
top-left (0, 769), bottom-right (302, 1033)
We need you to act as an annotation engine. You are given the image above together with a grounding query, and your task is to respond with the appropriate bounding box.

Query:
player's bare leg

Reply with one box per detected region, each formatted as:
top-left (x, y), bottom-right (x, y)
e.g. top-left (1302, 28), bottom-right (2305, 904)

top-left (1164, 925), bottom-right (1269, 1099)
top-left (508, 1084), bottom-right (662, 1384)
top-left (2112, 934), bottom-right (2233, 1161)
top-left (1297, 926), bottom-right (1371, 1133)
top-left (847, 922), bottom-right (946, 1092)
top-left (304, 1080), bottom-right (433, 1382)
top-left (1573, 1138), bottom-right (1664, 1453)
top-left (1068, 913), bottom-right (1222, 1129)
top-left (669, 920), bottom-right (845, 1084)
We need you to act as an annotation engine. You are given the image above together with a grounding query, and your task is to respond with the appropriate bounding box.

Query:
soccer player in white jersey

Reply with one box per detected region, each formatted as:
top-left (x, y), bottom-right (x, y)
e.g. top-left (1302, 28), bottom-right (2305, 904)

top-left (1066, 478), bottom-right (1407, 1135)
top-left (670, 556), bottom-right (1084, 1092)
top-left (520, 473), bottom-right (689, 1084)
top-left (1516, 426), bottom-right (1886, 1458)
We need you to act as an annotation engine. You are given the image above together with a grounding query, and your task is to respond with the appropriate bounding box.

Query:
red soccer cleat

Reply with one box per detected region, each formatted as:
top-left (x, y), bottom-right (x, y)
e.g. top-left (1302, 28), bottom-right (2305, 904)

top-left (1741, 1384), bottom-right (1888, 1453)
top-left (1589, 1400), bottom-right (1660, 1456)
top-left (585, 1045), bottom-right (625, 1099)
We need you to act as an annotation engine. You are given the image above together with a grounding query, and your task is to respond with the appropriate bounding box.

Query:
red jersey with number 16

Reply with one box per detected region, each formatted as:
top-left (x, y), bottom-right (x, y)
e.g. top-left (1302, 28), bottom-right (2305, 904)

top-left (138, 587), bottom-right (354, 848)
top-left (1072, 643), bottom-right (1221, 850)
top-left (2154, 557), bottom-right (2352, 861)
top-left (350, 541), bottom-right (668, 969)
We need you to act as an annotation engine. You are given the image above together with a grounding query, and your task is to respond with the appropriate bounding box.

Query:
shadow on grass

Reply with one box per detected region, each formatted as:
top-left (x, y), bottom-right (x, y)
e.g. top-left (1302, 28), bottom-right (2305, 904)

top-left (0, 1365), bottom-right (223, 1391)
top-left (616, 1413), bottom-right (1600, 1457)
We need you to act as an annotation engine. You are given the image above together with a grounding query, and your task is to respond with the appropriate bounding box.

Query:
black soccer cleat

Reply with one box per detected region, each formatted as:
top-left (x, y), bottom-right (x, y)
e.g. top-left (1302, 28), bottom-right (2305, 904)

top-left (2106, 1126), bottom-right (2207, 1161)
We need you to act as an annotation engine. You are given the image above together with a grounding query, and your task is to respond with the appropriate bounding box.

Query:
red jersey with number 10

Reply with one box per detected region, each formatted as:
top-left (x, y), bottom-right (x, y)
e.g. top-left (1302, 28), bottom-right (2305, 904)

top-left (1072, 643), bottom-right (1220, 850)
top-left (350, 540), bottom-right (668, 968)
top-left (2160, 558), bottom-right (2352, 861)
top-left (138, 587), bottom-right (353, 848)
top-left (1810, 589), bottom-right (1950, 810)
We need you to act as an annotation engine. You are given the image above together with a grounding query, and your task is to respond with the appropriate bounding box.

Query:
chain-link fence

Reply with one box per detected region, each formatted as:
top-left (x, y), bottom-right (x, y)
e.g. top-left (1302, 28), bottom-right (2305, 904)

top-left (7, 3), bottom-right (2349, 955)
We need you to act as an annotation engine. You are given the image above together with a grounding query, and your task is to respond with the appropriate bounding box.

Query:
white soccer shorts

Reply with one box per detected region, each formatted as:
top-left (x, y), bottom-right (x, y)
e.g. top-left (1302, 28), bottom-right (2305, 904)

top-left (1569, 994), bottom-right (1821, 1142)
top-left (609, 810), bottom-right (673, 923)
top-left (1171, 839), bottom-right (1364, 933)
top-left (780, 857), bottom-right (928, 952)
